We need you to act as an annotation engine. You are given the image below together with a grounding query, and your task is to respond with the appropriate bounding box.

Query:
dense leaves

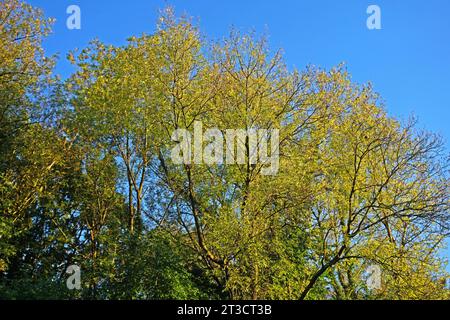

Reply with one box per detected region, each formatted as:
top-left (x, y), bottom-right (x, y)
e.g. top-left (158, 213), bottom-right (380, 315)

top-left (0, 1), bottom-right (449, 299)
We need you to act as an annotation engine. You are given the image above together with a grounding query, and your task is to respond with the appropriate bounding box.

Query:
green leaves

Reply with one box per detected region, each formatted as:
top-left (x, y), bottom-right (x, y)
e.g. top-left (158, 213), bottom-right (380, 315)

top-left (1, 0), bottom-right (449, 300)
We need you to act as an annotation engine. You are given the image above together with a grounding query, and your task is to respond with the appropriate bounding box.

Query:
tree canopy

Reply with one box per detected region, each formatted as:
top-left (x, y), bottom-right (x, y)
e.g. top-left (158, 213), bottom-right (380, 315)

top-left (0, 1), bottom-right (449, 300)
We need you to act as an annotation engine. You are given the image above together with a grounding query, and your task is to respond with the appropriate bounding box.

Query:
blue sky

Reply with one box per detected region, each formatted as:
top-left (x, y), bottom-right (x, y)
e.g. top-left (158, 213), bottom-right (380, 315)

top-left (29, 0), bottom-right (450, 140)
top-left (29, 0), bottom-right (450, 265)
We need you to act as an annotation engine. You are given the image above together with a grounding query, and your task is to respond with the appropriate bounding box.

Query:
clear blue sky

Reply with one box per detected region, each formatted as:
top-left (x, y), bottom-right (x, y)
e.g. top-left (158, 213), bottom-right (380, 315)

top-left (28, 0), bottom-right (450, 265)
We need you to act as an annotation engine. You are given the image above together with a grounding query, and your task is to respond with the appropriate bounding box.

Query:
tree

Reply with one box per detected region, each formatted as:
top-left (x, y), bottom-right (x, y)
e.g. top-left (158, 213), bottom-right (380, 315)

top-left (1, 1), bottom-right (449, 300)
top-left (0, 0), bottom-right (56, 275)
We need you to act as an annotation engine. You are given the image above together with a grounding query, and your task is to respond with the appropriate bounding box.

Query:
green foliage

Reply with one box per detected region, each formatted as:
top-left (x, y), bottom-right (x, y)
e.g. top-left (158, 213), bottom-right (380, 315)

top-left (1, 1), bottom-right (449, 300)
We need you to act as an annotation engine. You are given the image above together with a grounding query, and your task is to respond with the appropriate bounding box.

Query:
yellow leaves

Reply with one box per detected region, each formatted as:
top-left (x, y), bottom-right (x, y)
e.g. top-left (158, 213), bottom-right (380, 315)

top-left (0, 259), bottom-right (6, 272)
top-left (67, 52), bottom-right (76, 65)
top-left (2, 2), bottom-right (445, 300)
